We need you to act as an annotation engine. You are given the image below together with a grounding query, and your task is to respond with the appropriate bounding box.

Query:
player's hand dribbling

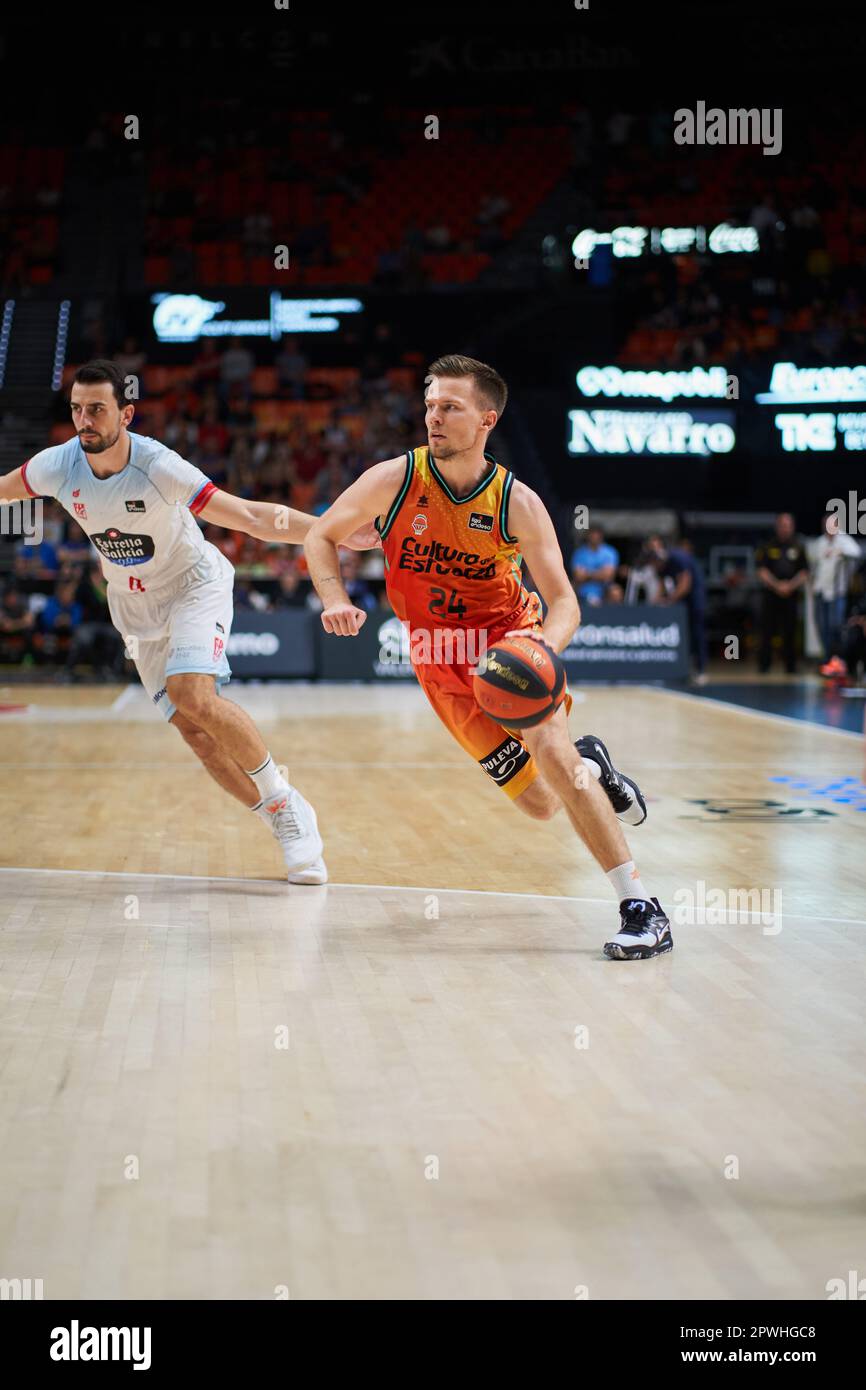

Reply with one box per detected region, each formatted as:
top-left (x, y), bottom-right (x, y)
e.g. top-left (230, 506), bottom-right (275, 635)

top-left (322, 603), bottom-right (367, 636)
top-left (504, 628), bottom-right (556, 652)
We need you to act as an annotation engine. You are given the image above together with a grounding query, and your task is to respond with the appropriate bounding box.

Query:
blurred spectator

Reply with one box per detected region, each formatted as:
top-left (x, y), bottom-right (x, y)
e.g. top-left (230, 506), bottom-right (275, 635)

top-left (339, 551), bottom-right (377, 612)
top-left (624, 548), bottom-right (663, 604)
top-left (67, 565), bottom-right (126, 678)
top-left (275, 337), bottom-right (308, 398)
top-left (0, 584), bottom-right (35, 661)
top-left (274, 557), bottom-right (309, 609)
top-left (605, 582), bottom-right (625, 604)
top-left (40, 577), bottom-right (82, 635)
top-left (114, 335), bottom-right (147, 382)
top-left (755, 513), bottom-right (809, 674)
top-left (425, 219), bottom-right (453, 251)
top-left (809, 511), bottom-right (861, 669)
top-left (15, 534), bottom-right (60, 580)
top-left (219, 337), bottom-right (255, 399)
top-left (57, 522), bottom-right (93, 567)
top-left (571, 526), bottom-right (619, 605)
top-left (834, 589), bottom-right (866, 680)
top-left (198, 402), bottom-right (230, 460)
top-left (646, 535), bottom-right (708, 681)
top-left (242, 210), bottom-right (273, 258)
top-left (193, 340), bottom-right (223, 390)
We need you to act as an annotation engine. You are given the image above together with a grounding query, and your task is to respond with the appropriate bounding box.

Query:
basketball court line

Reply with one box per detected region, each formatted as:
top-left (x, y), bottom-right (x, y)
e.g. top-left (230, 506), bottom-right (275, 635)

top-left (649, 684), bottom-right (864, 738)
top-left (109, 685), bottom-right (139, 712)
top-left (0, 759), bottom-right (831, 771)
top-left (0, 865), bottom-right (863, 926)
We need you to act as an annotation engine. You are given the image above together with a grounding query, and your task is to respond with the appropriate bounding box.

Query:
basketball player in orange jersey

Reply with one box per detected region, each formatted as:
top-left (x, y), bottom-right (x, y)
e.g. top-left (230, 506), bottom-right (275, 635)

top-left (305, 355), bottom-right (672, 959)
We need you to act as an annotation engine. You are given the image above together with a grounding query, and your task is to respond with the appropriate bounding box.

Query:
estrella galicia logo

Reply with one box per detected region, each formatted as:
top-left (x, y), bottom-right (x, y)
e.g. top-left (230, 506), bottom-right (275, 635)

top-left (91, 528), bottom-right (155, 567)
top-left (479, 736), bottom-right (530, 787)
top-left (469, 511), bottom-right (494, 532)
top-left (125, 499), bottom-right (146, 514)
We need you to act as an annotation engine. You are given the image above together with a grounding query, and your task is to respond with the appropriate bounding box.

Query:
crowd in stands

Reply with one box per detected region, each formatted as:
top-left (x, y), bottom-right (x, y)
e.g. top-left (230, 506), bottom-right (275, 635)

top-left (569, 515), bottom-right (865, 684)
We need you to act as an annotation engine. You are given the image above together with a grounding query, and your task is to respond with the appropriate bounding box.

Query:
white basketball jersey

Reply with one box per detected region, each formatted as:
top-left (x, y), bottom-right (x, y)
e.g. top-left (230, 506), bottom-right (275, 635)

top-left (22, 432), bottom-right (220, 596)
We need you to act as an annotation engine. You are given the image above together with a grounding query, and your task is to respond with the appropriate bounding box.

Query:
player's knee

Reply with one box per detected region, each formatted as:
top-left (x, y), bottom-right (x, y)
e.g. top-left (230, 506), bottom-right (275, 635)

top-left (530, 731), bottom-right (579, 786)
top-left (166, 675), bottom-right (214, 723)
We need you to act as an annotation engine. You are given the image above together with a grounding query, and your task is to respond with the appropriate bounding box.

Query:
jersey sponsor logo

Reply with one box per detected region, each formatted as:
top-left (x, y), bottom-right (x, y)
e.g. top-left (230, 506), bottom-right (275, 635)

top-left (411, 514), bottom-right (429, 536)
top-left (213, 635), bottom-right (225, 662)
top-left (72, 489), bottom-right (81, 498)
top-left (397, 535), bottom-right (497, 580)
top-left (417, 494), bottom-right (429, 506)
top-left (468, 511), bottom-right (494, 532)
top-left (90, 528), bottom-right (156, 567)
top-left (152, 686), bottom-right (167, 705)
top-left (125, 500), bottom-right (146, 514)
top-left (73, 502), bottom-right (88, 520)
top-left (129, 576), bottom-right (146, 592)
top-left (479, 735), bottom-right (530, 787)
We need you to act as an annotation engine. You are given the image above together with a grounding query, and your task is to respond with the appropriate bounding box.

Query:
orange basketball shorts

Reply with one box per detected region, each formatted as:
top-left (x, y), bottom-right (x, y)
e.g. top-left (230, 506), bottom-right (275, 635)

top-left (412, 634), bottom-right (573, 800)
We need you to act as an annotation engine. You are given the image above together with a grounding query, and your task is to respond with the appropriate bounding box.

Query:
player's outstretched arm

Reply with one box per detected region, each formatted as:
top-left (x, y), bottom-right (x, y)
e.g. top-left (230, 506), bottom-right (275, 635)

top-left (507, 481), bottom-right (581, 652)
top-left (305, 457), bottom-right (407, 636)
top-left (197, 488), bottom-right (378, 550)
top-left (0, 468), bottom-right (33, 503)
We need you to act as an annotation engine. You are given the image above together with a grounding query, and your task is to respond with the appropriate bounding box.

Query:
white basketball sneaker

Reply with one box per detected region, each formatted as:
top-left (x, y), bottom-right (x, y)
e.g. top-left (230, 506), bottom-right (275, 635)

top-left (258, 788), bottom-right (327, 884)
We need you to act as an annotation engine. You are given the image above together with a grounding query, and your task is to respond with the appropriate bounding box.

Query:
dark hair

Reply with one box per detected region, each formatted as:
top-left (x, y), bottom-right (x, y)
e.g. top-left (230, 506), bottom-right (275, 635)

top-left (425, 353), bottom-right (508, 418)
top-left (71, 359), bottom-right (127, 408)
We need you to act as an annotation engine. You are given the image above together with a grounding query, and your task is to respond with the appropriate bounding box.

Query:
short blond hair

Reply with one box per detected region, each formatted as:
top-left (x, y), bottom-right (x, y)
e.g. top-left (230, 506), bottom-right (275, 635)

top-left (426, 353), bottom-right (508, 417)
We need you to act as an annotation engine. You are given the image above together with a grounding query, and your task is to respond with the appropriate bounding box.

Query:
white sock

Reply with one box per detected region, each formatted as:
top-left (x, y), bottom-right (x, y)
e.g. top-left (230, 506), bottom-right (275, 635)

top-left (246, 754), bottom-right (288, 802)
top-left (607, 860), bottom-right (651, 904)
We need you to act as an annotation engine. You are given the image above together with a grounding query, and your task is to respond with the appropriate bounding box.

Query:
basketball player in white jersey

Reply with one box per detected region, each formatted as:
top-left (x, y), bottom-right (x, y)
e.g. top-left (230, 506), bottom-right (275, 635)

top-left (0, 359), bottom-right (376, 885)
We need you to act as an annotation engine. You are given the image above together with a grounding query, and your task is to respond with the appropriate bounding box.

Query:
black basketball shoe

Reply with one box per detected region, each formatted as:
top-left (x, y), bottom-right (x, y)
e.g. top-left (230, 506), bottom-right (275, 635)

top-left (604, 898), bottom-right (673, 961)
top-left (575, 733), bottom-right (647, 826)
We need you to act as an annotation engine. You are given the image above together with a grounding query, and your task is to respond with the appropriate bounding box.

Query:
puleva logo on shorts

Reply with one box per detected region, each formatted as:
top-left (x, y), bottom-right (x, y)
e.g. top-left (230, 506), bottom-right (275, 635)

top-left (468, 512), bottom-right (494, 532)
top-left (90, 529), bottom-right (156, 566)
top-left (479, 736), bottom-right (530, 786)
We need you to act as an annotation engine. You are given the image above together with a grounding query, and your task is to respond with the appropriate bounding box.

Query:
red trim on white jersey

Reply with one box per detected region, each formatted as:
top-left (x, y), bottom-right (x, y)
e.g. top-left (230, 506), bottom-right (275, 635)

top-left (189, 480), bottom-right (217, 516)
top-left (20, 460), bottom-right (38, 498)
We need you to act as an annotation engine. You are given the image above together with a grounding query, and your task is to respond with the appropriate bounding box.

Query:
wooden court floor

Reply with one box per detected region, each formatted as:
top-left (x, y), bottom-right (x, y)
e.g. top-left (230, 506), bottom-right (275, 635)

top-left (0, 681), bottom-right (864, 1299)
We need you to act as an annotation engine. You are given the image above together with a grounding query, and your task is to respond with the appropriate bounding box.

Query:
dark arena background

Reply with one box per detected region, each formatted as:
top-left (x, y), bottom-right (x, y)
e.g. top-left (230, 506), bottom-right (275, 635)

top-left (0, 0), bottom-right (864, 1354)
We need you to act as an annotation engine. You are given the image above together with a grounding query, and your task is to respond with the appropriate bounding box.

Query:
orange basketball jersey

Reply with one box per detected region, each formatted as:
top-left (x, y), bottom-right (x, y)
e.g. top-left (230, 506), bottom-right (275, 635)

top-left (375, 445), bottom-right (540, 644)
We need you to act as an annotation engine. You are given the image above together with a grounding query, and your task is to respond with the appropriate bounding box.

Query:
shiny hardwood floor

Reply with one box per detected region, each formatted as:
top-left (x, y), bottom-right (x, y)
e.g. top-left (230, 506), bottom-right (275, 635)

top-left (0, 681), bottom-right (864, 1299)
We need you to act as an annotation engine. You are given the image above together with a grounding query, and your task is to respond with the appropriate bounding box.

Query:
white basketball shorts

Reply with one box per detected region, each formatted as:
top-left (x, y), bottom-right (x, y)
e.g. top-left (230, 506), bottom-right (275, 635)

top-left (107, 547), bottom-right (235, 722)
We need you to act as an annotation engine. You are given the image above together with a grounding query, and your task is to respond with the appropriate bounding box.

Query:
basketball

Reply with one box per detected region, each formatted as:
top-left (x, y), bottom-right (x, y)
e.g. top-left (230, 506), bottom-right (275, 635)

top-left (473, 634), bottom-right (566, 729)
